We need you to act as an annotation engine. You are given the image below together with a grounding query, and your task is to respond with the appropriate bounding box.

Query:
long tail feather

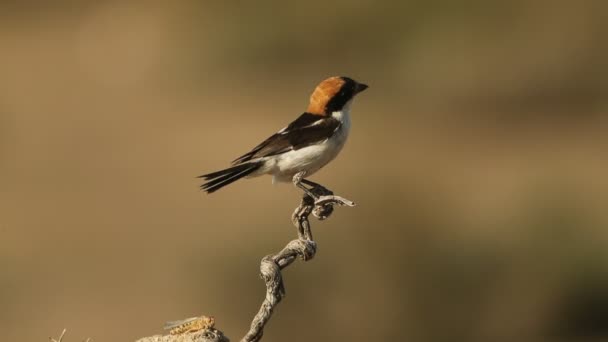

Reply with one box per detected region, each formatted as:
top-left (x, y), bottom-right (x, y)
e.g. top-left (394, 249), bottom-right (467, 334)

top-left (198, 162), bottom-right (262, 193)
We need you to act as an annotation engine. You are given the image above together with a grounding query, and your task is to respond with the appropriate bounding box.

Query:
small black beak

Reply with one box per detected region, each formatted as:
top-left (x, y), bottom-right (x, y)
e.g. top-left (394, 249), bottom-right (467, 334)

top-left (355, 83), bottom-right (369, 94)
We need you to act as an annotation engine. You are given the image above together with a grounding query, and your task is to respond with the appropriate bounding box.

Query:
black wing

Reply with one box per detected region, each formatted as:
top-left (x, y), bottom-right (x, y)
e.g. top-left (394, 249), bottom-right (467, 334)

top-left (232, 113), bottom-right (340, 164)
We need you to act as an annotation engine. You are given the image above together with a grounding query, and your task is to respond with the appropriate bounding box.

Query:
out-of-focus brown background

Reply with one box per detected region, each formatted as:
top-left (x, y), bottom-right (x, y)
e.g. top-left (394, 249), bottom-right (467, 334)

top-left (1, 1), bottom-right (607, 341)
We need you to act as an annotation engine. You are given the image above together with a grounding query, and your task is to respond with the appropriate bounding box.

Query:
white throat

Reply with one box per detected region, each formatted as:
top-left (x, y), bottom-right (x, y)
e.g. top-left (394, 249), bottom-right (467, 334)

top-left (331, 99), bottom-right (352, 130)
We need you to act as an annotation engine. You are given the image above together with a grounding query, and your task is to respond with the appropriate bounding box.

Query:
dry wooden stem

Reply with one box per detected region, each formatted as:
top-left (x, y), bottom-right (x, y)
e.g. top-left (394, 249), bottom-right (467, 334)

top-left (135, 184), bottom-right (354, 342)
top-left (240, 185), bottom-right (355, 342)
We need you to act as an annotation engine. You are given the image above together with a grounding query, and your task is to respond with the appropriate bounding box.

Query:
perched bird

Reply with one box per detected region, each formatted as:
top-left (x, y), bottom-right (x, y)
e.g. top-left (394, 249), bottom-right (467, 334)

top-left (198, 76), bottom-right (368, 196)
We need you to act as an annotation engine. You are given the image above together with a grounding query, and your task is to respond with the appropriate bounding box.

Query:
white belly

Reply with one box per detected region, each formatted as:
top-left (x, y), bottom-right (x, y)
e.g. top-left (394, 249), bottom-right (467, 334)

top-left (270, 110), bottom-right (351, 182)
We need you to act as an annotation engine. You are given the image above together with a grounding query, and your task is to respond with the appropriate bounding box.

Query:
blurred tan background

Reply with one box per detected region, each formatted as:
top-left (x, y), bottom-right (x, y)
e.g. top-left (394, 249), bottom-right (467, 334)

top-left (1, 1), bottom-right (608, 341)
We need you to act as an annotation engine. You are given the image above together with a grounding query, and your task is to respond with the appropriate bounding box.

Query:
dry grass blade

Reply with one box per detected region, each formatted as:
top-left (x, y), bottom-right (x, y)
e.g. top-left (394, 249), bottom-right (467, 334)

top-left (49, 329), bottom-right (67, 342)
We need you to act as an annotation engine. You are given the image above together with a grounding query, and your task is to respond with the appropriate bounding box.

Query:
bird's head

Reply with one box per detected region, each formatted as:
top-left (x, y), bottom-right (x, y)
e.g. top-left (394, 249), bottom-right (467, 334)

top-left (307, 76), bottom-right (368, 116)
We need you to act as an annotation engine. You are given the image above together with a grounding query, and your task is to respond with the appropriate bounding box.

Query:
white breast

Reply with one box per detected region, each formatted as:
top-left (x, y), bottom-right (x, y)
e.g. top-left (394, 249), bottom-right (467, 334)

top-left (270, 107), bottom-right (351, 182)
top-left (328, 109), bottom-right (351, 153)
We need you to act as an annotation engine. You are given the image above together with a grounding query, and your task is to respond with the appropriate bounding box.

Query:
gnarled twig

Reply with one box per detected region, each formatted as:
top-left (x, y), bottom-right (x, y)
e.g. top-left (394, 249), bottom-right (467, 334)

top-left (241, 185), bottom-right (355, 342)
top-left (135, 184), bottom-right (354, 342)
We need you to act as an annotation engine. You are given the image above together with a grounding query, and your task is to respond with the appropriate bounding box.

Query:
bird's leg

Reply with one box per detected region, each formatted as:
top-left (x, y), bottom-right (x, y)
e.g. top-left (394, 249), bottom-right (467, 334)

top-left (300, 178), bottom-right (323, 189)
top-left (292, 171), bottom-right (318, 200)
top-left (301, 178), bottom-right (335, 198)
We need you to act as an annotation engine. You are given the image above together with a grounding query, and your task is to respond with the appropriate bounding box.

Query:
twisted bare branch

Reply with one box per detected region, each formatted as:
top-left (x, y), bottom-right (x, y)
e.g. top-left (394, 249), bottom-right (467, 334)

top-left (134, 184), bottom-right (354, 342)
top-left (241, 185), bottom-right (355, 342)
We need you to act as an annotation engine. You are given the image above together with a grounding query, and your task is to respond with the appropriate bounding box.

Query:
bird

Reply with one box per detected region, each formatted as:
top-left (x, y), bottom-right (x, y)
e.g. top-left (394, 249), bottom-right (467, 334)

top-left (198, 76), bottom-right (368, 197)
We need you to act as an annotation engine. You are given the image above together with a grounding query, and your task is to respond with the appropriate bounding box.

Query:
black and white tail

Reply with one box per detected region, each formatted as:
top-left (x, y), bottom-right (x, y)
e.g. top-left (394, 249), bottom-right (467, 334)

top-left (198, 162), bottom-right (262, 193)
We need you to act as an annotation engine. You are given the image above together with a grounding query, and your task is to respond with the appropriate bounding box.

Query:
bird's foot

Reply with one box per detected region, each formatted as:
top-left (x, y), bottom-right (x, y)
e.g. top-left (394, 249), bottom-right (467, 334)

top-left (311, 190), bottom-right (356, 220)
top-left (292, 171), bottom-right (319, 200)
top-left (291, 173), bottom-right (356, 221)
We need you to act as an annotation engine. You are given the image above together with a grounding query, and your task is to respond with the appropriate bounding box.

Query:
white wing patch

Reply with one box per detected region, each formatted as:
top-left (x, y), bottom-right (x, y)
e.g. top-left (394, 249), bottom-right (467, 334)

top-left (278, 119), bottom-right (324, 135)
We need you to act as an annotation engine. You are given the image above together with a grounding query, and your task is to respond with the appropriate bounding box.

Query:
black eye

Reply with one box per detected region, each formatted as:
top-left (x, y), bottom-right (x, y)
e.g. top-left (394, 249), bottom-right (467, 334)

top-left (325, 84), bottom-right (355, 113)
